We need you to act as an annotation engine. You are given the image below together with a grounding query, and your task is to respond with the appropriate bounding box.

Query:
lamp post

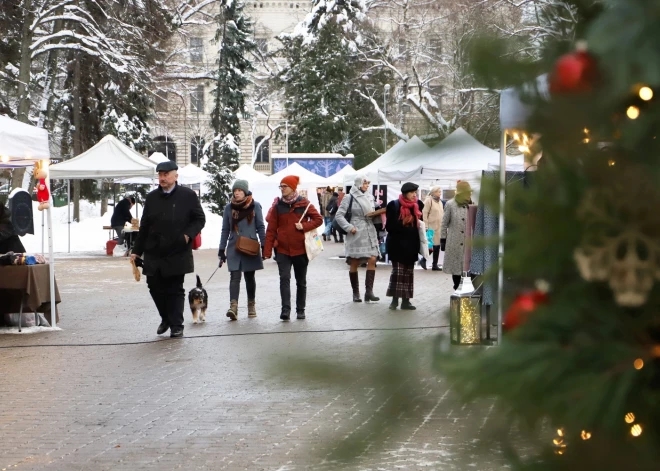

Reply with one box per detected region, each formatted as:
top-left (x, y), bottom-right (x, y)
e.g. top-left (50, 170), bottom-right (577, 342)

top-left (383, 84), bottom-right (390, 153)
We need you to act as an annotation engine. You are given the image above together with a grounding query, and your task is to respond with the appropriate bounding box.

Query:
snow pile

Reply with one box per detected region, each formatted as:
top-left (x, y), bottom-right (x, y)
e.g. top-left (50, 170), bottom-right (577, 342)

top-left (20, 199), bottom-right (223, 254)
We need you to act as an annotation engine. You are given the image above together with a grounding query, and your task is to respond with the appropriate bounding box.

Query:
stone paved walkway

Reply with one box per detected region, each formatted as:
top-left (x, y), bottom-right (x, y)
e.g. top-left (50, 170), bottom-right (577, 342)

top-left (0, 243), bottom-right (507, 470)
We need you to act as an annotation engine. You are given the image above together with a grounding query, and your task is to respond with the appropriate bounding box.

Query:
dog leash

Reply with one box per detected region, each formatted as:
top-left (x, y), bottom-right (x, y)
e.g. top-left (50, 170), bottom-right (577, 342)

top-left (205, 266), bottom-right (220, 285)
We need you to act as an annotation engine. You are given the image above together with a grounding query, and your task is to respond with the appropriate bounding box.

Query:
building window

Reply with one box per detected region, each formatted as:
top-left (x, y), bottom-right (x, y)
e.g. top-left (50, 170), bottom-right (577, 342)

top-left (254, 136), bottom-right (269, 163)
top-left (190, 37), bottom-right (204, 63)
top-left (256, 38), bottom-right (268, 54)
top-left (191, 137), bottom-right (205, 164)
top-left (151, 136), bottom-right (177, 162)
top-left (190, 85), bottom-right (204, 113)
top-left (429, 85), bottom-right (444, 109)
top-left (428, 35), bottom-right (442, 56)
top-left (155, 91), bottom-right (168, 112)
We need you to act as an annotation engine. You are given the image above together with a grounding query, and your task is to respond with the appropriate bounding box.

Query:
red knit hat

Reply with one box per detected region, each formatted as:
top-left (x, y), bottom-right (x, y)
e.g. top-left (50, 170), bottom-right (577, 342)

top-left (280, 175), bottom-right (299, 191)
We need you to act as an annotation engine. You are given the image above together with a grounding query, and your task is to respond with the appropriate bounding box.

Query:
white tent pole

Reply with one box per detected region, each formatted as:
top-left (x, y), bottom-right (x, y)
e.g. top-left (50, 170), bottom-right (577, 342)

top-left (41, 210), bottom-right (45, 256)
top-left (47, 195), bottom-right (56, 328)
top-left (497, 130), bottom-right (507, 345)
top-left (67, 179), bottom-right (71, 253)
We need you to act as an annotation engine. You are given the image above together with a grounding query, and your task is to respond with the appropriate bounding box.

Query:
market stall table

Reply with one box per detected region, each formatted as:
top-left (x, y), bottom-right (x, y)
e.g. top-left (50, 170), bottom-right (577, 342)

top-left (0, 264), bottom-right (61, 331)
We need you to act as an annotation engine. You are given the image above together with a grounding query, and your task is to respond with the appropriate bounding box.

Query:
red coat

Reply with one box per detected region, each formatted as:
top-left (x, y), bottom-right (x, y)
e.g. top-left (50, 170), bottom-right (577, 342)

top-left (263, 196), bottom-right (323, 258)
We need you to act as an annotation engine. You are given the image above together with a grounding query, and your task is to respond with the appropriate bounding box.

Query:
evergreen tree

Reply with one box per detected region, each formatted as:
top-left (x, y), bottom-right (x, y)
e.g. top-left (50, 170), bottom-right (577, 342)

top-left (278, 0), bottom-right (386, 162)
top-left (432, 1), bottom-right (660, 469)
top-left (204, 0), bottom-right (256, 215)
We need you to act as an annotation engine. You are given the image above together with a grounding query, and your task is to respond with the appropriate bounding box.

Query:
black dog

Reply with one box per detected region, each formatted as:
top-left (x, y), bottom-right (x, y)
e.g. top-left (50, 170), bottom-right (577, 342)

top-left (187, 275), bottom-right (208, 323)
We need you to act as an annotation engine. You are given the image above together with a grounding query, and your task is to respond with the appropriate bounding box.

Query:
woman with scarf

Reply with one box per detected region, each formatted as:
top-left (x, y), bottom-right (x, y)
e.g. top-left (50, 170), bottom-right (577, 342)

top-left (422, 186), bottom-right (444, 271)
top-left (335, 175), bottom-right (381, 303)
top-left (440, 180), bottom-right (473, 290)
top-left (219, 179), bottom-right (266, 320)
top-left (385, 182), bottom-right (424, 310)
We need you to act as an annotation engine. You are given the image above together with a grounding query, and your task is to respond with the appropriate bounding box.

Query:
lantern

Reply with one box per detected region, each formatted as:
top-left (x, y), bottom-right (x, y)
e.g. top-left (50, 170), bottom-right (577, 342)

top-left (449, 272), bottom-right (482, 345)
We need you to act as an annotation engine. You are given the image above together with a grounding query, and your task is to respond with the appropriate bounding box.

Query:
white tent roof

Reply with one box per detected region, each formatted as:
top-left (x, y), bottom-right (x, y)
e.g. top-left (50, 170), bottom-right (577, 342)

top-left (50, 135), bottom-right (156, 179)
top-left (377, 128), bottom-right (497, 183)
top-left (178, 163), bottom-right (210, 185)
top-left (148, 152), bottom-right (168, 164)
top-left (233, 163), bottom-right (268, 183)
top-left (327, 165), bottom-right (355, 185)
top-left (0, 115), bottom-right (50, 167)
top-left (268, 162), bottom-right (330, 187)
top-left (343, 137), bottom-right (428, 186)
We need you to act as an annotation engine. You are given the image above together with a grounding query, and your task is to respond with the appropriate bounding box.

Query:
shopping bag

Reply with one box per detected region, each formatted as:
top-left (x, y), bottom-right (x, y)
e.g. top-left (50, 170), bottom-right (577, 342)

top-left (426, 228), bottom-right (435, 249)
top-left (299, 202), bottom-right (324, 261)
top-left (192, 232), bottom-right (202, 250)
top-left (418, 221), bottom-right (430, 259)
top-left (304, 229), bottom-right (324, 261)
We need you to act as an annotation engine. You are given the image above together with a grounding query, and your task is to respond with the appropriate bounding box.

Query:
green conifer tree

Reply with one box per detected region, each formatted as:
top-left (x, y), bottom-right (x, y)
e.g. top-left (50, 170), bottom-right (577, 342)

top-left (204, 0), bottom-right (256, 215)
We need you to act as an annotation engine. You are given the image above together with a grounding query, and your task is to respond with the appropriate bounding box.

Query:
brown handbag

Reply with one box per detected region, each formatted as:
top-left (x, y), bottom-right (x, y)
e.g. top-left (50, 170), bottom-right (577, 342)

top-left (235, 235), bottom-right (260, 256)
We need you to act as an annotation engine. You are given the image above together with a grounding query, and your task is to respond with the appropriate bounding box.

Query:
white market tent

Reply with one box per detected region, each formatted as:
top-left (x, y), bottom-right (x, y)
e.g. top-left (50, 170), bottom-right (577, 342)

top-left (233, 163), bottom-right (268, 183)
top-left (343, 137), bottom-right (428, 187)
top-left (268, 162), bottom-right (330, 187)
top-left (0, 116), bottom-right (51, 167)
top-left (48, 135), bottom-right (157, 252)
top-left (50, 135), bottom-right (156, 180)
top-left (178, 163), bottom-right (210, 186)
top-left (0, 116), bottom-right (57, 327)
top-left (327, 165), bottom-right (355, 186)
top-left (377, 128), bottom-right (519, 189)
top-left (117, 152), bottom-right (167, 185)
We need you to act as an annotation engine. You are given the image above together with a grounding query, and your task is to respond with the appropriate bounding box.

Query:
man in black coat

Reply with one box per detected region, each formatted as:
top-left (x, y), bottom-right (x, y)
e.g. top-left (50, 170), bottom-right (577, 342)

top-left (0, 202), bottom-right (26, 254)
top-left (130, 161), bottom-right (205, 338)
top-left (111, 196), bottom-right (135, 245)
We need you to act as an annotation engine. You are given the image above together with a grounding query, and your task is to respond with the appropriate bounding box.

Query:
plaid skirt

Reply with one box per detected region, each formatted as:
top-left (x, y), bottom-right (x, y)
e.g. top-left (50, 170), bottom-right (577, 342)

top-left (386, 261), bottom-right (415, 298)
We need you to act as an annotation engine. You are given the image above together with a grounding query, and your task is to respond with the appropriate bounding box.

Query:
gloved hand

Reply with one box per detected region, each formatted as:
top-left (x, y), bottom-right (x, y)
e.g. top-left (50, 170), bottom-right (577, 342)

top-left (440, 239), bottom-right (446, 252)
top-left (218, 249), bottom-right (227, 262)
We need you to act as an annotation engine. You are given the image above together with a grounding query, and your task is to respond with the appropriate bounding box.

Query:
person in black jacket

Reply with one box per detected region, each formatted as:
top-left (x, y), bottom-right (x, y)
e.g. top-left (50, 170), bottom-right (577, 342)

top-left (130, 161), bottom-right (206, 338)
top-left (385, 182), bottom-right (424, 310)
top-left (111, 196), bottom-right (135, 245)
top-left (0, 201), bottom-right (26, 254)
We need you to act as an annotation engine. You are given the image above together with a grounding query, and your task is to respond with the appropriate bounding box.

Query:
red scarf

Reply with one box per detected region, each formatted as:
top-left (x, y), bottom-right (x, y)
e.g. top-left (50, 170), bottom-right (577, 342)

top-left (398, 194), bottom-right (421, 227)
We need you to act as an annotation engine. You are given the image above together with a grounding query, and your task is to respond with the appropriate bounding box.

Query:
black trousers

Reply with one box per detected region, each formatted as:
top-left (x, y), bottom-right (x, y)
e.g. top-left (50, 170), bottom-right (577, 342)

top-left (432, 246), bottom-right (440, 267)
top-left (147, 273), bottom-right (185, 329)
top-left (229, 271), bottom-right (256, 301)
top-left (276, 253), bottom-right (308, 313)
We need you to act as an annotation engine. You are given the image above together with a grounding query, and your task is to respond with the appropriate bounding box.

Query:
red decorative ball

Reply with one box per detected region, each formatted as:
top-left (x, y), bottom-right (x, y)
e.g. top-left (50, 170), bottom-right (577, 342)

top-left (549, 50), bottom-right (597, 94)
top-left (503, 290), bottom-right (549, 331)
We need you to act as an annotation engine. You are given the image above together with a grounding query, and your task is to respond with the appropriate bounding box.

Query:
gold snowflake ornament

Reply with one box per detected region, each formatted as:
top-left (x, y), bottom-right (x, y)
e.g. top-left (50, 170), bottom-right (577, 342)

top-left (574, 168), bottom-right (660, 307)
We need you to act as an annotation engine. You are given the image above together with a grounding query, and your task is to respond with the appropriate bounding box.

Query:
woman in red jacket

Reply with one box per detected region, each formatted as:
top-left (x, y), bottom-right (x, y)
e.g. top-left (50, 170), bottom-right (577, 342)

top-left (263, 175), bottom-right (323, 321)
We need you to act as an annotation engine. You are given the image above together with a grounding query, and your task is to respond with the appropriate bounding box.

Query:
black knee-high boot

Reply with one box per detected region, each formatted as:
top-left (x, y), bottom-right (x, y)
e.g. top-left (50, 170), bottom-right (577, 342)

top-left (452, 275), bottom-right (461, 290)
top-left (432, 247), bottom-right (441, 270)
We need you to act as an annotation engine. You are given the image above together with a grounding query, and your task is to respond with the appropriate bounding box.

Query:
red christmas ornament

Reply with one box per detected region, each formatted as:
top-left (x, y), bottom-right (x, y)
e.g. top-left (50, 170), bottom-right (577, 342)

top-left (503, 290), bottom-right (549, 331)
top-left (549, 49), bottom-right (597, 94)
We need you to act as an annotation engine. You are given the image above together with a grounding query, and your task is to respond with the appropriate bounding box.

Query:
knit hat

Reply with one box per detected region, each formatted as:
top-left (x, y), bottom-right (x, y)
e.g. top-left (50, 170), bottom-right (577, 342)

top-left (232, 179), bottom-right (249, 193)
top-left (280, 175), bottom-right (299, 191)
top-left (456, 180), bottom-right (472, 194)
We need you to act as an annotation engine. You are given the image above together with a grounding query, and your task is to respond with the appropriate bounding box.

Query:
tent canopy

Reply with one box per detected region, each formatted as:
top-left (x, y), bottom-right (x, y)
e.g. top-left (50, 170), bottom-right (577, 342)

top-left (49, 135), bottom-right (155, 179)
top-left (178, 164), bottom-right (210, 185)
top-left (0, 115), bottom-right (50, 167)
top-left (327, 165), bottom-right (355, 186)
top-left (268, 162), bottom-right (330, 187)
top-left (343, 137), bottom-right (428, 187)
top-left (377, 128), bottom-right (520, 188)
top-left (148, 152), bottom-right (168, 164)
top-left (233, 163), bottom-right (268, 183)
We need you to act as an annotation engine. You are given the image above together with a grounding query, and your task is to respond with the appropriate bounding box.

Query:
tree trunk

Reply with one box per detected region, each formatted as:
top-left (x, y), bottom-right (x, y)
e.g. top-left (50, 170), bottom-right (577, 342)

top-left (72, 55), bottom-right (82, 222)
top-left (101, 181), bottom-right (108, 216)
top-left (38, 7), bottom-right (65, 130)
top-left (11, 0), bottom-right (35, 190)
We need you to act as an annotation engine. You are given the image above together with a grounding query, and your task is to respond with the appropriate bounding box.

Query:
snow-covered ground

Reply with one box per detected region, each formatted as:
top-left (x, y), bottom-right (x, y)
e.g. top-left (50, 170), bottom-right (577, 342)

top-left (21, 199), bottom-right (223, 254)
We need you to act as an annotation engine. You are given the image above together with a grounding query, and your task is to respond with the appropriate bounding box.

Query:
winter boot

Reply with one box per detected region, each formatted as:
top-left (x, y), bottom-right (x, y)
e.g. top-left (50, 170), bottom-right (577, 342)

top-left (322, 234), bottom-right (327, 241)
top-left (419, 258), bottom-right (427, 270)
top-left (389, 296), bottom-right (399, 310)
top-left (349, 271), bottom-right (362, 302)
top-left (364, 270), bottom-right (380, 302)
top-left (432, 247), bottom-right (441, 270)
top-left (247, 300), bottom-right (257, 318)
top-left (401, 298), bottom-right (416, 310)
top-left (226, 300), bottom-right (238, 321)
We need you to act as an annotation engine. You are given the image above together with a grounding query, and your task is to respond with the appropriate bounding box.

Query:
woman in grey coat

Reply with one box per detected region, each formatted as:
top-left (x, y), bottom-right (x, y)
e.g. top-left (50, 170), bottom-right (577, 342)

top-left (440, 181), bottom-right (472, 290)
top-left (335, 175), bottom-right (381, 303)
top-left (219, 179), bottom-right (266, 320)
